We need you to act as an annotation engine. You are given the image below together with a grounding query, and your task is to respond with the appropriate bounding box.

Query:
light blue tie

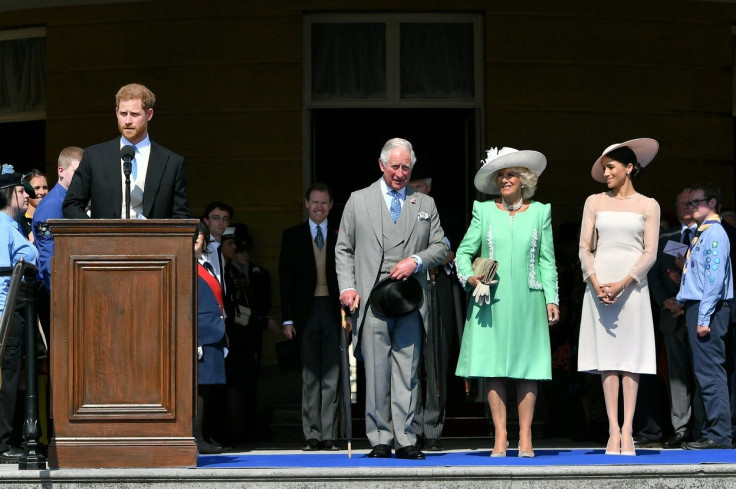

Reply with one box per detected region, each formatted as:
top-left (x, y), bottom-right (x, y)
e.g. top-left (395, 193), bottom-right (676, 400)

top-left (389, 190), bottom-right (401, 223)
top-left (315, 225), bottom-right (324, 251)
top-left (131, 145), bottom-right (138, 181)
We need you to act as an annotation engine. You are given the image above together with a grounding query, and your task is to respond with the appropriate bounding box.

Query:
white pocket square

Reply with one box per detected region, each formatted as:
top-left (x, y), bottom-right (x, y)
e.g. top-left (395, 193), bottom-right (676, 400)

top-left (417, 211), bottom-right (430, 220)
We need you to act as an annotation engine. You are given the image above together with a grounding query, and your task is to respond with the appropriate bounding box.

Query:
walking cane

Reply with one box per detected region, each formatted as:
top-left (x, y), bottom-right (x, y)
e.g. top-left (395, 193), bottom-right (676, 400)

top-left (340, 308), bottom-right (352, 458)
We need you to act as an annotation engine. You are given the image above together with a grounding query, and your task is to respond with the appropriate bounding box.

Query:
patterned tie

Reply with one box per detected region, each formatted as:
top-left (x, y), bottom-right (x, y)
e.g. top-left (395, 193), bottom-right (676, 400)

top-left (131, 145), bottom-right (138, 181)
top-left (389, 190), bottom-right (401, 223)
top-left (315, 225), bottom-right (324, 251)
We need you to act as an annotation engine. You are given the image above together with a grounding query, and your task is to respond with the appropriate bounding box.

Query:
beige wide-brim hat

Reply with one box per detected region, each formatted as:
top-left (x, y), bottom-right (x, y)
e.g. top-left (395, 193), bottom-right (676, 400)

top-left (591, 138), bottom-right (659, 183)
top-left (474, 147), bottom-right (547, 195)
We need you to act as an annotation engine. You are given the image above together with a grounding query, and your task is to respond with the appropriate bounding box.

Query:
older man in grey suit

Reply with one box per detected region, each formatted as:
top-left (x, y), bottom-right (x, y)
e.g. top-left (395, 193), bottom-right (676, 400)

top-left (336, 138), bottom-right (447, 460)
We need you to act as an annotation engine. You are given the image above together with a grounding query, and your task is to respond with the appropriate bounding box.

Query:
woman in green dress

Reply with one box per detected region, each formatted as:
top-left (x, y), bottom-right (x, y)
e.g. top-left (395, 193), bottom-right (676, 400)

top-left (455, 147), bottom-right (559, 458)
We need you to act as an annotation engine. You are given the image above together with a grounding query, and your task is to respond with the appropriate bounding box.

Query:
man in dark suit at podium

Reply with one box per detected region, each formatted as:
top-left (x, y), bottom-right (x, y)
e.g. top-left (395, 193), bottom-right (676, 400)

top-left (63, 83), bottom-right (190, 219)
top-left (279, 182), bottom-right (342, 451)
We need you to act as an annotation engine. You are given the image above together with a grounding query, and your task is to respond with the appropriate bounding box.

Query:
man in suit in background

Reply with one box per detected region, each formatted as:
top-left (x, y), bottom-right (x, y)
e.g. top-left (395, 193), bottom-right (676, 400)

top-left (201, 201), bottom-right (234, 292)
top-left (646, 188), bottom-right (699, 448)
top-left (279, 182), bottom-right (342, 451)
top-left (336, 138), bottom-right (447, 460)
top-left (407, 174), bottom-right (458, 452)
top-left (63, 83), bottom-right (189, 219)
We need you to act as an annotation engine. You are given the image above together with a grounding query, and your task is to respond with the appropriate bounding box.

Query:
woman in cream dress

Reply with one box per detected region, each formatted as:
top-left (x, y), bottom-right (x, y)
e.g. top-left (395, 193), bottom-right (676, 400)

top-left (578, 138), bottom-right (660, 456)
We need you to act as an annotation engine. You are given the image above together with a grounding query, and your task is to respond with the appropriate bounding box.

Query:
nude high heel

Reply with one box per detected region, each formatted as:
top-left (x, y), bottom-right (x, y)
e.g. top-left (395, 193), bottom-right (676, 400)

top-left (620, 434), bottom-right (636, 456)
top-left (491, 440), bottom-right (509, 457)
top-left (605, 431), bottom-right (621, 455)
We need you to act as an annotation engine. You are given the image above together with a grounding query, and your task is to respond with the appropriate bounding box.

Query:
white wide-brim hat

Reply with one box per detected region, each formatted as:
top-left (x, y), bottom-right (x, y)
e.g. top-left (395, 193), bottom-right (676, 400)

top-left (474, 147), bottom-right (547, 195)
top-left (591, 138), bottom-right (659, 183)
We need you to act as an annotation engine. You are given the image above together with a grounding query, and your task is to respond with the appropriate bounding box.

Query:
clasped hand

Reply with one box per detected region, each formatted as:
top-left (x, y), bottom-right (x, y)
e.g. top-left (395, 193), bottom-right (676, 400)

top-left (595, 279), bottom-right (625, 305)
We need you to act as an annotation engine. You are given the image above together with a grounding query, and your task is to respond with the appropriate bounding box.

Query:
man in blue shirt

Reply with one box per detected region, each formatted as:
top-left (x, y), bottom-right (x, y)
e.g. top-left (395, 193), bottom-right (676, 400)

top-left (32, 147), bottom-right (83, 291)
top-left (677, 183), bottom-right (734, 450)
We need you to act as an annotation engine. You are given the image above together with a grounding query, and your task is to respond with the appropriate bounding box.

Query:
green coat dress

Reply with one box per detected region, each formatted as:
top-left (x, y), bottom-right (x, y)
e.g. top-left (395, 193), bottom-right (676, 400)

top-left (455, 200), bottom-right (558, 380)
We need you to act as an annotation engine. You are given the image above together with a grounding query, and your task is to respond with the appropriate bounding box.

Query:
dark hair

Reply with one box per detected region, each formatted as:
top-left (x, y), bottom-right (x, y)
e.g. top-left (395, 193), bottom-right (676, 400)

top-left (604, 146), bottom-right (643, 180)
top-left (202, 201), bottom-right (234, 219)
top-left (690, 182), bottom-right (721, 208)
top-left (0, 186), bottom-right (14, 210)
top-left (196, 219), bottom-right (212, 254)
top-left (25, 169), bottom-right (45, 179)
top-left (305, 182), bottom-right (333, 201)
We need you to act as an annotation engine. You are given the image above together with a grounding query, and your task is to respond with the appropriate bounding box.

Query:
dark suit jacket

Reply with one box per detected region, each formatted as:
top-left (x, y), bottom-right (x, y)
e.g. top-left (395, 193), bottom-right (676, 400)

top-left (62, 137), bottom-right (190, 218)
top-left (648, 226), bottom-right (686, 333)
top-left (224, 261), bottom-right (272, 384)
top-left (278, 220), bottom-right (341, 342)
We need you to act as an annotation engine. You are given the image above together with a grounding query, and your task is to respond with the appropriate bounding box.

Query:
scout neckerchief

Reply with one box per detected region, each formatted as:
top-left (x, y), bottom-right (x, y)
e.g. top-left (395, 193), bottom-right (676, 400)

top-left (682, 213), bottom-right (721, 276)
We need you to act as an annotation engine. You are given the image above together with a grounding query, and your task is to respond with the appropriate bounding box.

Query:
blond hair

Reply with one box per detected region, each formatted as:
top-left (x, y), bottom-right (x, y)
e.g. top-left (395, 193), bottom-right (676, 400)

top-left (491, 166), bottom-right (539, 199)
top-left (58, 146), bottom-right (83, 171)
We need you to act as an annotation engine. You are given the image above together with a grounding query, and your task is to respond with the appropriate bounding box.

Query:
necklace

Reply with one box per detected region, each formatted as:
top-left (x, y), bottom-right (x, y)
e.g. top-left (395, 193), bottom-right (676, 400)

top-left (502, 197), bottom-right (523, 212)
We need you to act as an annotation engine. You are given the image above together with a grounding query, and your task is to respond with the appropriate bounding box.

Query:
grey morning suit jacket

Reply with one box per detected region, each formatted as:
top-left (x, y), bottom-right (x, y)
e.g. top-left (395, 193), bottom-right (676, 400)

top-left (335, 179), bottom-right (447, 349)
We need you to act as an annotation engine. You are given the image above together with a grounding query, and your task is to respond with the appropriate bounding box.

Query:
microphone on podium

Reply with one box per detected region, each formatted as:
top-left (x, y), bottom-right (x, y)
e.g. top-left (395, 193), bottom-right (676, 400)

top-left (120, 145), bottom-right (135, 218)
top-left (121, 145), bottom-right (135, 177)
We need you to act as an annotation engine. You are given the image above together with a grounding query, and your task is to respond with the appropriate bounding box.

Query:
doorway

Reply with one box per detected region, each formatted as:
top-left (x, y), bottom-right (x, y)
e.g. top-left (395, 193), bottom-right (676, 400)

top-left (311, 107), bottom-right (476, 245)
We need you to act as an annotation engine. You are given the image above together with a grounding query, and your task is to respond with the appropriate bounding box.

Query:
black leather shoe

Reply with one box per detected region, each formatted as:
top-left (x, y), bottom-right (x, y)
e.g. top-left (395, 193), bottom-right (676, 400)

top-left (197, 441), bottom-right (223, 455)
top-left (682, 438), bottom-right (732, 450)
top-left (415, 435), bottom-right (425, 450)
top-left (0, 447), bottom-right (25, 464)
top-left (633, 436), bottom-right (660, 448)
top-left (395, 445), bottom-right (426, 460)
top-left (662, 432), bottom-right (688, 449)
top-left (303, 438), bottom-right (320, 451)
top-left (424, 438), bottom-right (443, 451)
top-left (367, 444), bottom-right (392, 458)
top-left (320, 440), bottom-right (340, 451)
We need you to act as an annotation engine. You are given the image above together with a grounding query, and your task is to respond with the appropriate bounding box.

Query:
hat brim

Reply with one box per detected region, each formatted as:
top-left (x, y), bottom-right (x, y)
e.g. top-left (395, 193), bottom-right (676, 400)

top-left (369, 276), bottom-right (423, 318)
top-left (474, 150), bottom-right (547, 195)
top-left (23, 180), bottom-right (36, 199)
top-left (591, 138), bottom-right (659, 183)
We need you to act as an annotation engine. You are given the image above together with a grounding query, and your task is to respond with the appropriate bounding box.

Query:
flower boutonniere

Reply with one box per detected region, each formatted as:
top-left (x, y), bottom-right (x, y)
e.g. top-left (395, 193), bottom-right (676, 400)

top-left (417, 211), bottom-right (430, 221)
top-left (410, 197), bottom-right (417, 204)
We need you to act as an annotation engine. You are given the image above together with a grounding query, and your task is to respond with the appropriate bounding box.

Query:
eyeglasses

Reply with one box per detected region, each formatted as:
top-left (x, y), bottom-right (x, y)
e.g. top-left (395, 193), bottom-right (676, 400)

top-left (207, 215), bottom-right (230, 222)
top-left (684, 198), bottom-right (709, 209)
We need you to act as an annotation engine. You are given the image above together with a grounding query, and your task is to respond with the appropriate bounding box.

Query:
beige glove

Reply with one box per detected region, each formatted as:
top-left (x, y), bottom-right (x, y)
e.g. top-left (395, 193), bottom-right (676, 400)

top-left (473, 282), bottom-right (491, 305)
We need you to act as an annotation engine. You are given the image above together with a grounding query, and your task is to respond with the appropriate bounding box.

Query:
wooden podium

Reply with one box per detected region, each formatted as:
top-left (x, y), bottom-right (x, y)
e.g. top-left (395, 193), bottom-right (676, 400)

top-left (47, 219), bottom-right (199, 468)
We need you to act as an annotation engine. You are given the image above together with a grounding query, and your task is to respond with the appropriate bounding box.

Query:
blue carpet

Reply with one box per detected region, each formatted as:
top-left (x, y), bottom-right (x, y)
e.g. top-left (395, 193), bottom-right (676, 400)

top-left (198, 448), bottom-right (736, 468)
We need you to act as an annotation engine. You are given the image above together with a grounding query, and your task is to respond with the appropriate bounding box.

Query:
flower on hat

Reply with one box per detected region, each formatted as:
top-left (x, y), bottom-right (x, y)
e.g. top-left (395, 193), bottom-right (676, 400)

top-left (2, 164), bottom-right (15, 174)
top-left (481, 147), bottom-right (499, 166)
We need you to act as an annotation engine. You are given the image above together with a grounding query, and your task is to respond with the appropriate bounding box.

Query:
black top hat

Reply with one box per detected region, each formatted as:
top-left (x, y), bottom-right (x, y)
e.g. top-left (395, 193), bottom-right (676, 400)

top-left (369, 275), bottom-right (423, 318)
